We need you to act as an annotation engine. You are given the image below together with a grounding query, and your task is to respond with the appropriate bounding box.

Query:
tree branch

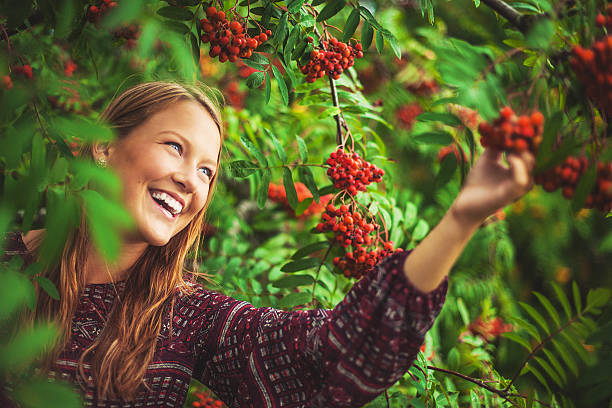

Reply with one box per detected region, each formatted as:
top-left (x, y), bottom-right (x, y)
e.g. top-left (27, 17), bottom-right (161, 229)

top-left (328, 75), bottom-right (343, 146)
top-left (480, 0), bottom-right (528, 33)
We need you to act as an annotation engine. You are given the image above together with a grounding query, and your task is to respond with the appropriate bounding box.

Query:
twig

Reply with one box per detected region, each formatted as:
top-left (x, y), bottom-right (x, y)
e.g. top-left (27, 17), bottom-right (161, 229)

top-left (328, 75), bottom-right (343, 146)
top-left (480, 0), bottom-right (529, 33)
top-left (311, 243), bottom-right (334, 304)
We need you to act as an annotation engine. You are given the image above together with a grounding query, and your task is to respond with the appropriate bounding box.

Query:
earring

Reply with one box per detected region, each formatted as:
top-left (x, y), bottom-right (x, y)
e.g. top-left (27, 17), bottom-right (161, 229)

top-left (96, 158), bottom-right (107, 168)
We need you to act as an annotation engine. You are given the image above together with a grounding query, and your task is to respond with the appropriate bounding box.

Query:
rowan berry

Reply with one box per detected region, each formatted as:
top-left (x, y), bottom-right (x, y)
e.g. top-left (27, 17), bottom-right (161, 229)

top-left (478, 106), bottom-right (544, 155)
top-left (298, 37), bottom-right (364, 83)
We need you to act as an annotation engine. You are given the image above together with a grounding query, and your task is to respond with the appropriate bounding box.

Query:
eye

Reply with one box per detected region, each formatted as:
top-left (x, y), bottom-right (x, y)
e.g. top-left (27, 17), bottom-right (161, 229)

top-left (166, 141), bottom-right (182, 154)
top-left (199, 167), bottom-right (213, 179)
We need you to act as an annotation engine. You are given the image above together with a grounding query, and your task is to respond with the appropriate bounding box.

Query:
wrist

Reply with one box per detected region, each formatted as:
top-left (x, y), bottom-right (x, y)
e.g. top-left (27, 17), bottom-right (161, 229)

top-left (448, 200), bottom-right (486, 233)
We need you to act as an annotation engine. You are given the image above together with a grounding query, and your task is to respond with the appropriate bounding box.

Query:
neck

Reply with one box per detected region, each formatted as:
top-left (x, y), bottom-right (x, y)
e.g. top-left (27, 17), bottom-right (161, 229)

top-left (85, 241), bottom-right (148, 284)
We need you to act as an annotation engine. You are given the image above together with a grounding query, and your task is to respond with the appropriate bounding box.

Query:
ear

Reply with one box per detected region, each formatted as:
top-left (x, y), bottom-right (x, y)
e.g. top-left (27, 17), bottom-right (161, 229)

top-left (91, 142), bottom-right (113, 163)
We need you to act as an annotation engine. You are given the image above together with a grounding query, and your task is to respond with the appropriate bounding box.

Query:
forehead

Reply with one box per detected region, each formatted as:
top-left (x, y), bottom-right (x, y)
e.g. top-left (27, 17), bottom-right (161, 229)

top-left (130, 100), bottom-right (221, 161)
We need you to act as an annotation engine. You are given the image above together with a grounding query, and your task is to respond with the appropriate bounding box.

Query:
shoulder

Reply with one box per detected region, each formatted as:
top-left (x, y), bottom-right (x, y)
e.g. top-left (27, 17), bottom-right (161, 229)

top-left (174, 279), bottom-right (243, 314)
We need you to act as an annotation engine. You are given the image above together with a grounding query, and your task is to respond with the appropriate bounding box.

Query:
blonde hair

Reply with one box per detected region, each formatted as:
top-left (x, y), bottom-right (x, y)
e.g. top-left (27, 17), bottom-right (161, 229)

top-left (35, 81), bottom-right (224, 400)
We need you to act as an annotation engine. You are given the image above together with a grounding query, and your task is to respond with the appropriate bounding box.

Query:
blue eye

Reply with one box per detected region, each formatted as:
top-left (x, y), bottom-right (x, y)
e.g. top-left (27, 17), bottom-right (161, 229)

top-left (199, 167), bottom-right (213, 178)
top-left (166, 142), bottom-right (182, 154)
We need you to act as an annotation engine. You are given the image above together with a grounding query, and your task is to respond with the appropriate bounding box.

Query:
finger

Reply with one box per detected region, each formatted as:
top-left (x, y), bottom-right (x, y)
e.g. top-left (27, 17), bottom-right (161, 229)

top-left (506, 153), bottom-right (534, 193)
top-left (480, 147), bottom-right (504, 165)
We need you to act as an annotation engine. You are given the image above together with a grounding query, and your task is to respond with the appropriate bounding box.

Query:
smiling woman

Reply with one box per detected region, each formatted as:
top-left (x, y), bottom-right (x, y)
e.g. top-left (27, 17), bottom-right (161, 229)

top-left (8, 80), bottom-right (537, 408)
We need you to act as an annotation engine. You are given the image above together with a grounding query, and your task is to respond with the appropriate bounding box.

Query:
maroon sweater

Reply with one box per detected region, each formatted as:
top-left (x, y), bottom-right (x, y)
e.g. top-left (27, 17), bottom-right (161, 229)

top-left (4, 233), bottom-right (447, 407)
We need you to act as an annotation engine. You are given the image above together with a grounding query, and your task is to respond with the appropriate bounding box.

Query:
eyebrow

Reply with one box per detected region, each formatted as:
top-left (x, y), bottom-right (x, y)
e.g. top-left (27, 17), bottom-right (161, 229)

top-left (159, 130), bottom-right (218, 169)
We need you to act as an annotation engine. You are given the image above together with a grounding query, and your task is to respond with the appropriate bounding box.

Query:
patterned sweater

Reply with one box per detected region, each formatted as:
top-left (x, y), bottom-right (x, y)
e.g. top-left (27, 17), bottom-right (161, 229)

top-left (3, 233), bottom-right (448, 407)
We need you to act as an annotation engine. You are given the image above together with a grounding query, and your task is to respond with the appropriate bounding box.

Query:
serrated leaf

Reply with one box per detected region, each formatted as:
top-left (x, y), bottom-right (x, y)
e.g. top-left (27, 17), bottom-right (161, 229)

top-left (573, 281), bottom-right (582, 313)
top-left (342, 8), bottom-right (360, 42)
top-left (272, 65), bottom-right (289, 106)
top-left (278, 292), bottom-right (312, 308)
top-left (316, 0), bottom-right (346, 22)
top-left (157, 5), bottom-right (193, 21)
top-left (257, 168), bottom-right (271, 209)
top-left (416, 112), bottom-right (463, 127)
top-left (274, 12), bottom-right (288, 47)
top-left (413, 131), bottom-right (454, 145)
top-left (534, 356), bottom-right (563, 388)
top-left (542, 349), bottom-right (567, 385)
top-left (519, 301), bottom-right (549, 334)
top-left (533, 291), bottom-right (561, 327)
top-left (298, 166), bottom-right (320, 203)
top-left (412, 219), bottom-right (429, 241)
top-left (296, 136), bottom-right (308, 161)
top-left (361, 21), bottom-right (373, 50)
top-left (551, 282), bottom-right (572, 320)
top-left (375, 30), bottom-right (384, 53)
top-left (272, 274), bottom-right (315, 288)
top-left (246, 71), bottom-right (266, 88)
top-left (240, 134), bottom-right (268, 166)
top-left (502, 332), bottom-right (532, 352)
top-left (265, 130), bottom-right (287, 164)
top-left (380, 28), bottom-right (401, 59)
top-left (292, 241), bottom-right (330, 259)
top-left (281, 257), bottom-right (321, 272)
top-left (283, 167), bottom-right (299, 209)
top-left (228, 160), bottom-right (259, 178)
top-left (34, 276), bottom-right (59, 300)
top-left (284, 26), bottom-right (300, 63)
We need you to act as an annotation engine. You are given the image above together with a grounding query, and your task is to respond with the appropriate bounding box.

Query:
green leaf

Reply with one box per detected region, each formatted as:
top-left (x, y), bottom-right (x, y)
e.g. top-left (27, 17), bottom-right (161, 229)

top-left (228, 160), bottom-right (259, 178)
top-left (34, 276), bottom-right (59, 300)
top-left (525, 364), bottom-right (552, 393)
top-left (284, 26), bottom-right (300, 63)
top-left (272, 65), bottom-right (289, 106)
top-left (542, 349), bottom-right (567, 385)
top-left (573, 281), bottom-right (582, 313)
top-left (551, 339), bottom-right (578, 377)
top-left (519, 301), bottom-right (549, 334)
top-left (265, 129), bottom-right (287, 164)
top-left (264, 72), bottom-right (272, 104)
top-left (281, 257), bottom-right (321, 272)
top-left (298, 166), bottom-right (320, 203)
top-left (404, 203), bottom-right (417, 228)
top-left (0, 323), bottom-right (58, 371)
top-left (0, 270), bottom-right (32, 320)
top-left (413, 131), bottom-right (454, 145)
top-left (48, 157), bottom-right (69, 184)
top-left (435, 153), bottom-right (457, 187)
top-left (272, 274), bottom-right (315, 288)
top-left (507, 315), bottom-right (541, 343)
top-left (375, 30), bottom-right (384, 53)
top-left (257, 168), bottom-right (271, 209)
top-left (456, 298), bottom-right (470, 326)
top-left (246, 71), bottom-right (266, 88)
top-left (361, 21), bottom-right (373, 50)
top-left (296, 136), bottom-right (308, 161)
top-left (274, 12), bottom-right (289, 47)
top-left (526, 19), bottom-right (554, 50)
top-left (534, 356), bottom-right (564, 388)
top-left (283, 167), bottom-right (299, 209)
top-left (533, 291), bottom-right (561, 327)
top-left (295, 197), bottom-right (314, 216)
top-left (585, 288), bottom-right (612, 313)
top-left (412, 219), bottom-right (429, 241)
top-left (342, 8), bottom-right (360, 42)
top-left (379, 28), bottom-right (401, 59)
top-left (416, 112), bottom-right (463, 127)
top-left (502, 332), bottom-right (532, 352)
top-left (14, 379), bottom-right (82, 408)
top-left (571, 163), bottom-right (597, 213)
top-left (536, 111), bottom-right (563, 166)
top-left (240, 134), bottom-right (268, 166)
top-left (551, 282), bottom-right (572, 320)
top-left (287, 0), bottom-right (305, 13)
top-left (316, 0), bottom-right (346, 22)
top-left (278, 292), bottom-right (312, 308)
top-left (292, 241), bottom-right (330, 259)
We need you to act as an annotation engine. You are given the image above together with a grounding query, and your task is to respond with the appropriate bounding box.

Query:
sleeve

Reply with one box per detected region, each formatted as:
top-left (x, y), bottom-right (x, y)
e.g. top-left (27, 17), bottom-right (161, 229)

top-left (192, 250), bottom-right (448, 408)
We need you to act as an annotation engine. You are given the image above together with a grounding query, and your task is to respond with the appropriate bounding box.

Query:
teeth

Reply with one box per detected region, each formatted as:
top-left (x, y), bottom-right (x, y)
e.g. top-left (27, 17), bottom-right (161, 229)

top-left (151, 191), bottom-right (183, 215)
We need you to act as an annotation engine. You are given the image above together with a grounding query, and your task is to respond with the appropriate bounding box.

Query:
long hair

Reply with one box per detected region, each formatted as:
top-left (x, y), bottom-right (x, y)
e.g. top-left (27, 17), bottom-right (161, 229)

top-left (34, 81), bottom-right (224, 400)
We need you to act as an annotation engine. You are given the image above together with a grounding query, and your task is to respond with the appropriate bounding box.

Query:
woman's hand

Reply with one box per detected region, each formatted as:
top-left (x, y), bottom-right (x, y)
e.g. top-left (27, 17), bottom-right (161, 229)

top-left (450, 148), bottom-right (536, 227)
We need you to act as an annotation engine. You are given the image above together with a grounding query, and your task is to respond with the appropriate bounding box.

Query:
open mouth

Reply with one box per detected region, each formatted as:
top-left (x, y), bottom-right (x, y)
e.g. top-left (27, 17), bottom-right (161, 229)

top-left (149, 190), bottom-right (183, 219)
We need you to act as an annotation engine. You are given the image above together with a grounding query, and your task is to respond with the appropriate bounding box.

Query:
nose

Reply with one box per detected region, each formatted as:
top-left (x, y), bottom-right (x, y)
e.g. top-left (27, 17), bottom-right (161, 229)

top-left (172, 165), bottom-right (198, 193)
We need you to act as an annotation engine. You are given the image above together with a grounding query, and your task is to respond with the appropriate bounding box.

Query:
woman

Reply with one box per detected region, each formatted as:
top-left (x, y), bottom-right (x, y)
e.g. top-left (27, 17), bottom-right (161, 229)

top-left (8, 81), bottom-right (535, 407)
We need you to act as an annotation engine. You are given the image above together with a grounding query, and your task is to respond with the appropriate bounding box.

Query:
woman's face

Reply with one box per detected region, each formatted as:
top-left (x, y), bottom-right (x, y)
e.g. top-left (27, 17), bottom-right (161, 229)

top-left (103, 100), bottom-right (221, 247)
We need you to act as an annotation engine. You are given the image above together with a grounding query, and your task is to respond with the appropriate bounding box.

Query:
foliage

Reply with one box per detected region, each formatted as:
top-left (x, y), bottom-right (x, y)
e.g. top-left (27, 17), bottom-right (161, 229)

top-left (1, 0), bottom-right (612, 407)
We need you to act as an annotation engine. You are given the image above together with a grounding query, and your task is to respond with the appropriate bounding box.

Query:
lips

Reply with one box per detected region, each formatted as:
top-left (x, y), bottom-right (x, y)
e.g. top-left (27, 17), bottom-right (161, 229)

top-left (149, 189), bottom-right (185, 218)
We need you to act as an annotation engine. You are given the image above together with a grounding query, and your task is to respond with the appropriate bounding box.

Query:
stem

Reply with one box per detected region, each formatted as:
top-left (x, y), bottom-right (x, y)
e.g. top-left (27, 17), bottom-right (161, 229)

top-left (480, 0), bottom-right (528, 33)
top-left (311, 243), bottom-right (334, 304)
top-left (329, 75), bottom-right (343, 146)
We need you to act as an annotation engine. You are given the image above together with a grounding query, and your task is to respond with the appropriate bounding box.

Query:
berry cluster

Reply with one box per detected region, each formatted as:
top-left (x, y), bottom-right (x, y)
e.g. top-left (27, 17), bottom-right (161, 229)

top-left (200, 7), bottom-right (271, 63)
top-left (464, 316), bottom-right (514, 342)
top-left (268, 182), bottom-right (332, 219)
top-left (13, 64), bottom-right (33, 79)
top-left (396, 102), bottom-right (423, 130)
top-left (87, 0), bottom-right (117, 24)
top-left (2, 75), bottom-right (13, 89)
top-left (64, 60), bottom-right (78, 77)
top-left (451, 104), bottom-right (480, 129)
top-left (596, 4), bottom-right (612, 30)
top-left (478, 106), bottom-right (544, 154)
top-left (298, 38), bottom-right (363, 83)
top-left (316, 203), bottom-right (400, 278)
top-left (535, 156), bottom-right (612, 212)
top-left (191, 390), bottom-right (225, 408)
top-left (570, 38), bottom-right (612, 117)
top-left (326, 148), bottom-right (384, 195)
top-left (113, 25), bottom-right (140, 48)
top-left (405, 79), bottom-right (439, 96)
